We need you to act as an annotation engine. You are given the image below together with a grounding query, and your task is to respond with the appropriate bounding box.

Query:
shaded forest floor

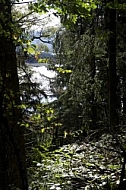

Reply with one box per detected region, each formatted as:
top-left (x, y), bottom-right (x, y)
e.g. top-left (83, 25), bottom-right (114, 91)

top-left (28, 132), bottom-right (125, 190)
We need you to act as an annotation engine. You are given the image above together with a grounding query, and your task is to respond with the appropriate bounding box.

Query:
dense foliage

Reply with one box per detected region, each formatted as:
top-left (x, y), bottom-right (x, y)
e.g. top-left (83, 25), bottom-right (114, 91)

top-left (0, 0), bottom-right (126, 189)
top-left (29, 0), bottom-right (126, 189)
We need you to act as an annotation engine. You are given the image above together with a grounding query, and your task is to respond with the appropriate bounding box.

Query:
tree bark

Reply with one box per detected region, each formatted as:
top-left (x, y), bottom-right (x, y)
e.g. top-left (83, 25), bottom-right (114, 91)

top-left (107, 0), bottom-right (118, 127)
top-left (0, 0), bottom-right (28, 189)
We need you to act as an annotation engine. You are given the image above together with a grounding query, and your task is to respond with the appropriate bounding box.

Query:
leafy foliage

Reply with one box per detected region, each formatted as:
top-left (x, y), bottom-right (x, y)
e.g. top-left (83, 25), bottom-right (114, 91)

top-left (3, 0), bottom-right (125, 189)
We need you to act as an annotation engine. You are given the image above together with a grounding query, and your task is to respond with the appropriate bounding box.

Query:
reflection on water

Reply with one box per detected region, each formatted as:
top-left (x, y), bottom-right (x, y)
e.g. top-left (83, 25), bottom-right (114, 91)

top-left (20, 63), bottom-right (56, 102)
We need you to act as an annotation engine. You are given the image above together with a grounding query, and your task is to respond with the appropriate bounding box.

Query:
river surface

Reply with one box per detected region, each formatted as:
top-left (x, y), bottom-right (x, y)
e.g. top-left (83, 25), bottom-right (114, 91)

top-left (25, 63), bottom-right (56, 102)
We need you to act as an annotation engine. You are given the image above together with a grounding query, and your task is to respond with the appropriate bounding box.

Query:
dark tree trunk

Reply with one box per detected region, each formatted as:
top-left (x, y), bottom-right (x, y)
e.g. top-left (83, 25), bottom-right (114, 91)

top-left (107, 0), bottom-right (118, 127)
top-left (0, 1), bottom-right (28, 189)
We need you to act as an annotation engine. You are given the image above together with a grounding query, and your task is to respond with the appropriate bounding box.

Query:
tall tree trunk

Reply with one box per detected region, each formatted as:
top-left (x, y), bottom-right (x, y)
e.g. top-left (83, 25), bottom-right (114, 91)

top-left (107, 0), bottom-right (118, 127)
top-left (0, 0), bottom-right (28, 189)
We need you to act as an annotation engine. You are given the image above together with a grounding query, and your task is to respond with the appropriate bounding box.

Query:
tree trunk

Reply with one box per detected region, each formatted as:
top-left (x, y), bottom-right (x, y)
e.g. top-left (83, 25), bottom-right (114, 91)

top-left (0, 1), bottom-right (28, 189)
top-left (107, 0), bottom-right (118, 127)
